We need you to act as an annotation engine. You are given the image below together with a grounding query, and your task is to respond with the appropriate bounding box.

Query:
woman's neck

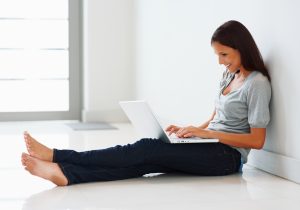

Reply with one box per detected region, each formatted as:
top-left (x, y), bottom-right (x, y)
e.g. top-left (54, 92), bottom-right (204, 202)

top-left (235, 67), bottom-right (251, 81)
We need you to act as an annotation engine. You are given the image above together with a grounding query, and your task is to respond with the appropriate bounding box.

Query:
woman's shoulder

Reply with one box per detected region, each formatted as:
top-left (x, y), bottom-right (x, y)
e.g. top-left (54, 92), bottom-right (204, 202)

top-left (253, 71), bottom-right (269, 80)
top-left (246, 71), bottom-right (271, 95)
top-left (247, 71), bottom-right (270, 86)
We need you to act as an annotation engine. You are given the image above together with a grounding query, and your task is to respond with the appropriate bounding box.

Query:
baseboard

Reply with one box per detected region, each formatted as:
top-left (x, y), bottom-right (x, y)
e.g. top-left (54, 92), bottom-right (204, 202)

top-left (81, 109), bottom-right (129, 123)
top-left (248, 149), bottom-right (300, 184)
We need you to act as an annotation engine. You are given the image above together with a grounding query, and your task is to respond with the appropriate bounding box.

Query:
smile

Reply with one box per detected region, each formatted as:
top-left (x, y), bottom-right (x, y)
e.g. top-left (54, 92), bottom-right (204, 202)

top-left (225, 64), bottom-right (231, 69)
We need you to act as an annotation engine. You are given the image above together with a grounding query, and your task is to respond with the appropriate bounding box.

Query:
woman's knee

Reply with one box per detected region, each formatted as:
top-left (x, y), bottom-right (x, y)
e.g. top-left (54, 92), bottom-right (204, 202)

top-left (135, 138), bottom-right (163, 146)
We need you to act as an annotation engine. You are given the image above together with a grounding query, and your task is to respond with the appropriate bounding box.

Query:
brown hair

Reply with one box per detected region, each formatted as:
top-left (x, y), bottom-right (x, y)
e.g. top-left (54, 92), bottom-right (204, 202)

top-left (211, 20), bottom-right (270, 81)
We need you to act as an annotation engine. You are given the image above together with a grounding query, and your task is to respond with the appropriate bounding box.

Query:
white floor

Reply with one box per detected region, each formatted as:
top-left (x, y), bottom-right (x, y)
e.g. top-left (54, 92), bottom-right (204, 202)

top-left (1, 121), bottom-right (300, 210)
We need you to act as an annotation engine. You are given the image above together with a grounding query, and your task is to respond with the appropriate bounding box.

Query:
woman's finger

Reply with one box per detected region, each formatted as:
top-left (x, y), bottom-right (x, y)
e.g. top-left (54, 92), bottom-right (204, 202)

top-left (168, 128), bottom-right (175, 136)
top-left (165, 125), bottom-right (172, 131)
top-left (165, 125), bottom-right (179, 132)
top-left (177, 128), bottom-right (186, 138)
top-left (183, 132), bottom-right (194, 138)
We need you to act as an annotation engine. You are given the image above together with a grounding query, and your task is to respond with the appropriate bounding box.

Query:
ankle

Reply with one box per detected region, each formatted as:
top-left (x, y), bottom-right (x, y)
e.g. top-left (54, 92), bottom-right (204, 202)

top-left (51, 173), bottom-right (68, 186)
top-left (49, 149), bottom-right (54, 162)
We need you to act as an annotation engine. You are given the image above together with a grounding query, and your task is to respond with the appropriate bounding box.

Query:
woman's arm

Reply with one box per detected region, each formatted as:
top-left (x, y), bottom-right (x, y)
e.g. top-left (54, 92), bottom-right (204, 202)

top-left (176, 127), bottom-right (266, 149)
top-left (198, 109), bottom-right (216, 129)
top-left (168, 109), bottom-right (266, 149)
top-left (205, 127), bottom-right (266, 149)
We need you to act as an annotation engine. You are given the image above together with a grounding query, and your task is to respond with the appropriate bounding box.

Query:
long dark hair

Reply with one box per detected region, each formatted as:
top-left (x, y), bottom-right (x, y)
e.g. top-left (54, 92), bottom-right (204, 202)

top-left (211, 20), bottom-right (270, 81)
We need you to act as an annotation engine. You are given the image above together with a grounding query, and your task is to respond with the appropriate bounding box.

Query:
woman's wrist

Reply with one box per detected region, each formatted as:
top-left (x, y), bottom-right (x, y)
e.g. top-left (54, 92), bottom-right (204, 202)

top-left (196, 128), bottom-right (214, 139)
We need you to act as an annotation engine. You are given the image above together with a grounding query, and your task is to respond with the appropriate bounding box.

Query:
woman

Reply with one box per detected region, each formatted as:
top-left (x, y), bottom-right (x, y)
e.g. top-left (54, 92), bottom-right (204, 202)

top-left (21, 20), bottom-right (271, 186)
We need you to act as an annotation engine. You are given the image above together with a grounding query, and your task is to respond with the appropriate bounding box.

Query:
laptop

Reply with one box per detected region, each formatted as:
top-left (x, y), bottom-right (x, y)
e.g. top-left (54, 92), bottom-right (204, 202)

top-left (119, 100), bottom-right (219, 144)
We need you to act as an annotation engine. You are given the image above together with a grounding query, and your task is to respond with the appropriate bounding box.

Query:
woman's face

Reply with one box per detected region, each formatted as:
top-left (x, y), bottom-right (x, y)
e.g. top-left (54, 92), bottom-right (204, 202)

top-left (211, 41), bottom-right (242, 73)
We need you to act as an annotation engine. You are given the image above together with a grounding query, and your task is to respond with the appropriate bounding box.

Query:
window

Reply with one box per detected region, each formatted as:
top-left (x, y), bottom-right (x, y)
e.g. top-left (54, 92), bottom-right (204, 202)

top-left (0, 0), bottom-right (81, 121)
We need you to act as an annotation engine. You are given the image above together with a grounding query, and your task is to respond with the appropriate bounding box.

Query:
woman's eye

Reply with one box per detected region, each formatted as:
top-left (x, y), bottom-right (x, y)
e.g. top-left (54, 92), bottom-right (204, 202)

top-left (221, 53), bottom-right (227, 56)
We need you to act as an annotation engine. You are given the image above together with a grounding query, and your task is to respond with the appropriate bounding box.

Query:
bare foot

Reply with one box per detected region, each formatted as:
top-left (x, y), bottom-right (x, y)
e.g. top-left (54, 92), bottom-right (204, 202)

top-left (24, 131), bottom-right (53, 162)
top-left (22, 153), bottom-right (68, 186)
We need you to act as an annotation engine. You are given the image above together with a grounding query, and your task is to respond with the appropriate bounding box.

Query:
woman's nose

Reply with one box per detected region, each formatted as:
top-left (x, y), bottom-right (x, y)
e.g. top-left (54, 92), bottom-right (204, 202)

top-left (218, 57), bottom-right (224, 65)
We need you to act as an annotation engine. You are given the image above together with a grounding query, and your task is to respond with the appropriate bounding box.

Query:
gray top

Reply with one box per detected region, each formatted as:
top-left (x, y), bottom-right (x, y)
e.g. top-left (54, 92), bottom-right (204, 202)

top-left (207, 70), bottom-right (271, 163)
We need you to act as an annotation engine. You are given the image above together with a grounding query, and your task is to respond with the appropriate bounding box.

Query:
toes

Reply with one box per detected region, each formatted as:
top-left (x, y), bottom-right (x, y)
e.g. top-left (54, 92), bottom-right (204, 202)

top-left (25, 139), bottom-right (29, 147)
top-left (24, 135), bottom-right (30, 142)
top-left (22, 153), bottom-right (36, 174)
top-left (23, 131), bottom-right (29, 138)
top-left (22, 152), bottom-right (27, 158)
top-left (21, 158), bottom-right (26, 166)
top-left (21, 155), bottom-right (26, 163)
top-left (22, 153), bottom-right (32, 161)
top-left (24, 135), bottom-right (30, 144)
top-left (22, 152), bottom-right (29, 160)
top-left (21, 153), bottom-right (29, 165)
top-left (26, 142), bottom-right (31, 152)
top-left (23, 131), bottom-right (32, 141)
top-left (23, 132), bottom-right (33, 152)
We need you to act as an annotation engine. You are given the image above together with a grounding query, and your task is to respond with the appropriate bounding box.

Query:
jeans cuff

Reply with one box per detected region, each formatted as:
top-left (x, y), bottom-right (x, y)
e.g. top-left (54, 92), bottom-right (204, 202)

top-left (52, 148), bottom-right (58, 162)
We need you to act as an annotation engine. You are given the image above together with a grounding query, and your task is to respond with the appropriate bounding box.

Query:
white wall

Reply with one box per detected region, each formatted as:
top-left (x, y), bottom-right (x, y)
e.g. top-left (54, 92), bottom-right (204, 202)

top-left (134, 0), bottom-right (300, 183)
top-left (134, 0), bottom-right (222, 126)
top-left (83, 0), bottom-right (300, 183)
top-left (82, 0), bottom-right (135, 122)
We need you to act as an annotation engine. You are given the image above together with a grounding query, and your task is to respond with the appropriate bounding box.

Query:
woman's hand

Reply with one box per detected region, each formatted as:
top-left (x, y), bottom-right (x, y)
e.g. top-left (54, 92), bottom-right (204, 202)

top-left (165, 125), bottom-right (182, 136)
top-left (176, 126), bottom-right (210, 138)
top-left (166, 125), bottom-right (210, 138)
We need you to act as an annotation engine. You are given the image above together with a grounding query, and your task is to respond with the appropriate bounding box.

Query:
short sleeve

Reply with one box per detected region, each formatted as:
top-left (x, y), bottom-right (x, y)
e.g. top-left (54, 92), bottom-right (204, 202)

top-left (247, 76), bottom-right (271, 128)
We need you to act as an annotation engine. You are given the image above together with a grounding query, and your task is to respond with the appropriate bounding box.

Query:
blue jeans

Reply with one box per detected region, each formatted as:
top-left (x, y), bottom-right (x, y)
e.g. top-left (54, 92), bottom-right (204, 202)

top-left (53, 138), bottom-right (241, 185)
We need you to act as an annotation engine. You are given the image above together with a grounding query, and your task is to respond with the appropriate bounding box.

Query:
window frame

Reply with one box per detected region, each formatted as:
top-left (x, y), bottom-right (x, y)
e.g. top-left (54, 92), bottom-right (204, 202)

top-left (0, 0), bottom-right (82, 121)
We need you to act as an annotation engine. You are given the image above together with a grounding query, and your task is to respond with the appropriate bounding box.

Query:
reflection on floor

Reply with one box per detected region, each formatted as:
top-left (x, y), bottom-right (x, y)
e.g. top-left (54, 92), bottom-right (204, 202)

top-left (0, 121), bottom-right (300, 210)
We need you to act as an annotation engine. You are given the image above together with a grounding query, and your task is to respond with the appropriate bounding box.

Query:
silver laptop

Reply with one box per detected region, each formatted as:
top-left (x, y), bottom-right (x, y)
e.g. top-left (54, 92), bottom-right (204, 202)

top-left (119, 100), bottom-right (219, 144)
